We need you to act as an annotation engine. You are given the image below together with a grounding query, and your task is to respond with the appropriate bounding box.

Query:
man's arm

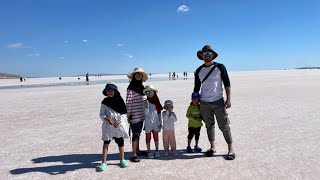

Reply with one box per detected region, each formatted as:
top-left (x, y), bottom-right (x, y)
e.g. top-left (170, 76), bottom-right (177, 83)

top-left (193, 66), bottom-right (203, 92)
top-left (225, 87), bottom-right (231, 108)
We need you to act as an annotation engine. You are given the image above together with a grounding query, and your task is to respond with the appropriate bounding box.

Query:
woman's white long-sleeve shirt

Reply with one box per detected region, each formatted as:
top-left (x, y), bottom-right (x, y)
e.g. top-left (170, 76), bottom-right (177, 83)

top-left (144, 102), bottom-right (162, 133)
top-left (162, 111), bottom-right (177, 131)
top-left (99, 104), bottom-right (129, 141)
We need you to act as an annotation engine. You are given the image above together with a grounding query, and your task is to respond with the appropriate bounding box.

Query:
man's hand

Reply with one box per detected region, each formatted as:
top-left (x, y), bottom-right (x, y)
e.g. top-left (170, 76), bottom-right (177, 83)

top-left (225, 98), bottom-right (231, 109)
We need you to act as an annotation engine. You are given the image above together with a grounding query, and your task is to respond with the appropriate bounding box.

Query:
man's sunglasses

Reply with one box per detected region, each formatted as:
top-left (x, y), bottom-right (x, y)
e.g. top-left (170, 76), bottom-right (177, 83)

top-left (202, 51), bottom-right (213, 55)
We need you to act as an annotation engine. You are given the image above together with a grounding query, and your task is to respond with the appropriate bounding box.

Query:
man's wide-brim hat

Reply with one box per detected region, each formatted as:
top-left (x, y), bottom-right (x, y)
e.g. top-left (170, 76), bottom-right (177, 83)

top-left (143, 84), bottom-right (158, 94)
top-left (197, 45), bottom-right (218, 60)
top-left (127, 67), bottom-right (148, 82)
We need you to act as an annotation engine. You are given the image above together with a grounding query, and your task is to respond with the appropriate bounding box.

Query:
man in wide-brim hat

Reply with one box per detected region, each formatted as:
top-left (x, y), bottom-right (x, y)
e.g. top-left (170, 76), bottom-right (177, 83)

top-left (193, 45), bottom-right (236, 160)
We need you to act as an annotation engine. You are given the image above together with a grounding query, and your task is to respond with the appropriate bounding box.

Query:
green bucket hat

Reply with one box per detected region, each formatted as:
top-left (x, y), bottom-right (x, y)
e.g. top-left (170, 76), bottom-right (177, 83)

top-left (197, 45), bottom-right (218, 60)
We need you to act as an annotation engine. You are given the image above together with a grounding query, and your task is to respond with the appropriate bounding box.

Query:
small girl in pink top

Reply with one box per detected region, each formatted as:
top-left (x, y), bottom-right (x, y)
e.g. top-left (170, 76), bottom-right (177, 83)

top-left (162, 100), bottom-right (177, 156)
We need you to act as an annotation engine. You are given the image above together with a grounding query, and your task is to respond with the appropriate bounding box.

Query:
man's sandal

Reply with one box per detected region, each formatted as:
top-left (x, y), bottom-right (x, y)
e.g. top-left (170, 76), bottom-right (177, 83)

top-left (227, 152), bottom-right (236, 160)
top-left (205, 149), bottom-right (216, 157)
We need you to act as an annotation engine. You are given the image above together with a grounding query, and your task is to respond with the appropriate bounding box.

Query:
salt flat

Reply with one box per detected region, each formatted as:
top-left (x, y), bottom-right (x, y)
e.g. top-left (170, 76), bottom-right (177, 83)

top-left (1, 69), bottom-right (320, 180)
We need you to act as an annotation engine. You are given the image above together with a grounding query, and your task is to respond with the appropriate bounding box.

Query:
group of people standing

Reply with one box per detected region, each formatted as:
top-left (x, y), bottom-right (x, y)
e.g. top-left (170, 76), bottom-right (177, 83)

top-left (97, 44), bottom-right (235, 171)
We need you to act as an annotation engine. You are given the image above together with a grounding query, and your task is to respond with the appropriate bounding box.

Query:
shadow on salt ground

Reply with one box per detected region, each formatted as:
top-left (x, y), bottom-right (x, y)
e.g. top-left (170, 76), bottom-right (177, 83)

top-left (10, 151), bottom-right (230, 175)
top-left (9, 153), bottom-right (129, 175)
top-left (137, 149), bottom-right (228, 161)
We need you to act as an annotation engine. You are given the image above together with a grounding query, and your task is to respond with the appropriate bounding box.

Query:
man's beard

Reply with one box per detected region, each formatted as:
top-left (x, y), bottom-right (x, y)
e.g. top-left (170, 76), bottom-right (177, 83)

top-left (204, 58), bottom-right (212, 63)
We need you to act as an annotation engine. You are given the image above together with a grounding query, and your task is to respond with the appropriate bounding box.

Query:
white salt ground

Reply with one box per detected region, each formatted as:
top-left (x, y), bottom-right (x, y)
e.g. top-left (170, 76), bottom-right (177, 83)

top-left (1, 69), bottom-right (320, 180)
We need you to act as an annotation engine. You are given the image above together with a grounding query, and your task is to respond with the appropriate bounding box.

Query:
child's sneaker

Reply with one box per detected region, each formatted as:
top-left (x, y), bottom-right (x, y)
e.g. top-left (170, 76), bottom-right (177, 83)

top-left (154, 151), bottom-right (160, 158)
top-left (147, 152), bottom-right (154, 159)
top-left (97, 163), bottom-right (107, 171)
top-left (172, 151), bottom-right (178, 156)
top-left (186, 146), bottom-right (193, 153)
top-left (163, 151), bottom-right (169, 157)
top-left (194, 145), bottom-right (202, 152)
top-left (120, 160), bottom-right (128, 168)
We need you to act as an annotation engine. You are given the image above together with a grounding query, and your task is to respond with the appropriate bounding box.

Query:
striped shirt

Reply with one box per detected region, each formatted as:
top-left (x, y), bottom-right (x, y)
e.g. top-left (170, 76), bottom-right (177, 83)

top-left (126, 89), bottom-right (145, 124)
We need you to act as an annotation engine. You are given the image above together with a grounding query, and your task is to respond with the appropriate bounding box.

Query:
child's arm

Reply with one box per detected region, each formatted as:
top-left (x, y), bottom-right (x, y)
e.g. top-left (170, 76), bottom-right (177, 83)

top-left (144, 100), bottom-right (149, 115)
top-left (170, 112), bottom-right (177, 122)
top-left (99, 104), bottom-right (107, 121)
top-left (186, 106), bottom-right (195, 121)
top-left (158, 113), bottom-right (162, 128)
top-left (99, 104), bottom-right (115, 124)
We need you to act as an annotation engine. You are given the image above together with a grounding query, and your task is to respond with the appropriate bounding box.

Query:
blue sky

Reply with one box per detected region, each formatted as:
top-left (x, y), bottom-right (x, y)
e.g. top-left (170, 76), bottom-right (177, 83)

top-left (1, 0), bottom-right (319, 77)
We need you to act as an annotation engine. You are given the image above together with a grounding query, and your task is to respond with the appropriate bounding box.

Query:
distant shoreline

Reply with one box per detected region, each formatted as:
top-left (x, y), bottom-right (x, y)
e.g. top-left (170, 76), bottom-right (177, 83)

top-left (1, 68), bottom-right (319, 79)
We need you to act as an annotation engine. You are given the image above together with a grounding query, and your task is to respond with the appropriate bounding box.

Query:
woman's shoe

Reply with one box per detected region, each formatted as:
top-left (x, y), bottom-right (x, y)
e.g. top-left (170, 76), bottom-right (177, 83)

top-left (97, 163), bottom-right (107, 171)
top-left (120, 160), bottom-right (128, 167)
top-left (172, 151), bottom-right (178, 156)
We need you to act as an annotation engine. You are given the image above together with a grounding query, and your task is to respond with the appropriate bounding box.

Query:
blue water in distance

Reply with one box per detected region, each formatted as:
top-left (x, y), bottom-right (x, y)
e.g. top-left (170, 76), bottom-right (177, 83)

top-left (0, 77), bottom-right (192, 90)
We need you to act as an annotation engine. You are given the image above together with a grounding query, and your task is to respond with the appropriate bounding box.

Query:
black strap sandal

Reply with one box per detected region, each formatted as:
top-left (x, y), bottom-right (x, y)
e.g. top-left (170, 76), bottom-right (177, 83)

top-left (227, 153), bottom-right (235, 160)
top-left (137, 150), bottom-right (148, 156)
top-left (129, 156), bottom-right (140, 162)
top-left (205, 149), bottom-right (216, 157)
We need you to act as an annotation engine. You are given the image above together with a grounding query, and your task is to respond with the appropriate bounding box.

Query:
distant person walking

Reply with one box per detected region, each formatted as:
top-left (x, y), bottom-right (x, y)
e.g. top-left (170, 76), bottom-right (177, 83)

top-left (20, 77), bottom-right (23, 82)
top-left (86, 73), bottom-right (89, 85)
top-left (193, 45), bottom-right (235, 160)
top-left (126, 67), bottom-right (149, 162)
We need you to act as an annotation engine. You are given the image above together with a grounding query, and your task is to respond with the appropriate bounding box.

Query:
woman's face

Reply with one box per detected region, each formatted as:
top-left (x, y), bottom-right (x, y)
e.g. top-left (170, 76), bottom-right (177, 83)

top-left (145, 90), bottom-right (154, 98)
top-left (134, 72), bottom-right (143, 81)
top-left (106, 89), bottom-right (115, 97)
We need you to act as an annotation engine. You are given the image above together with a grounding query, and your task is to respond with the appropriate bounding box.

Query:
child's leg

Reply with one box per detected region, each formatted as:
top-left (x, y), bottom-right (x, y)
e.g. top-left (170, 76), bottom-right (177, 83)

top-left (152, 130), bottom-right (159, 151)
top-left (169, 131), bottom-right (176, 151)
top-left (195, 127), bottom-right (201, 146)
top-left (114, 138), bottom-right (125, 160)
top-left (102, 141), bottom-right (110, 163)
top-left (187, 127), bottom-right (195, 147)
top-left (146, 132), bottom-right (152, 151)
top-left (163, 130), bottom-right (169, 151)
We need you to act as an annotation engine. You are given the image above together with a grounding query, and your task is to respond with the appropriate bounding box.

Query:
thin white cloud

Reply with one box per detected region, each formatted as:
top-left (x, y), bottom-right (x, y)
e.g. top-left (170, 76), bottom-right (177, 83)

top-left (8, 43), bottom-right (30, 48)
top-left (177, 5), bottom-right (189, 12)
top-left (82, 39), bottom-right (88, 43)
top-left (124, 54), bottom-right (133, 59)
top-left (117, 43), bottom-right (124, 47)
top-left (27, 53), bottom-right (40, 57)
top-left (64, 40), bottom-right (69, 43)
top-left (59, 56), bottom-right (65, 59)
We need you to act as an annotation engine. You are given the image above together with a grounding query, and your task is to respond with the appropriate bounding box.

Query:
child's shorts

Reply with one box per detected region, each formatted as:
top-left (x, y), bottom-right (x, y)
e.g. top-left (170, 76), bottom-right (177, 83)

top-left (104, 137), bottom-right (124, 147)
